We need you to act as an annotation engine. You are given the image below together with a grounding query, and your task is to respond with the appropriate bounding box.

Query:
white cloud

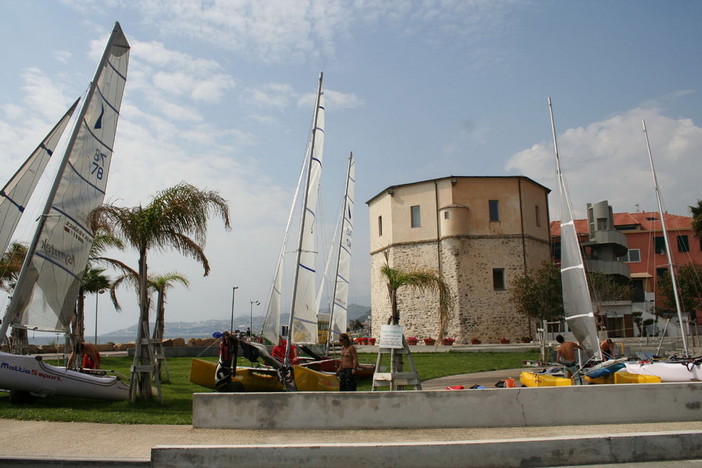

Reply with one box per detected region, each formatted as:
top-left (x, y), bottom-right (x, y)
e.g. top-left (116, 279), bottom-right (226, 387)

top-left (505, 104), bottom-right (702, 219)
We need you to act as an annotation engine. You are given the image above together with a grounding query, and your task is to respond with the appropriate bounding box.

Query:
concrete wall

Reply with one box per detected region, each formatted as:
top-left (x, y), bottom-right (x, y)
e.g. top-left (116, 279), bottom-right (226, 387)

top-left (152, 431), bottom-right (702, 468)
top-left (193, 382), bottom-right (702, 430)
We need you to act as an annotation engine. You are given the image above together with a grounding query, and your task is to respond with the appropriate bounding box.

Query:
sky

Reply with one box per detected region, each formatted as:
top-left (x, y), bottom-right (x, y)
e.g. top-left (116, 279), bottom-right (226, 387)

top-left (1, 0), bottom-right (701, 336)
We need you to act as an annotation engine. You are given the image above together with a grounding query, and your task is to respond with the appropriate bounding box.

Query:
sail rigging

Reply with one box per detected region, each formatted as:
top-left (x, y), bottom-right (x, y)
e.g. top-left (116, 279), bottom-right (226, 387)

top-left (641, 120), bottom-right (689, 356)
top-left (548, 97), bottom-right (601, 359)
top-left (260, 155), bottom-right (307, 345)
top-left (0, 99), bottom-right (80, 255)
top-left (283, 73), bottom-right (325, 361)
top-left (0, 22), bottom-right (130, 337)
top-left (326, 153), bottom-right (355, 351)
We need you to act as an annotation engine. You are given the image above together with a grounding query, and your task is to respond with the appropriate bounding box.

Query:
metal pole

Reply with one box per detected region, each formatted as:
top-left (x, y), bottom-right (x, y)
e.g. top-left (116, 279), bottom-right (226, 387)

top-left (94, 293), bottom-right (99, 345)
top-left (230, 286), bottom-right (238, 332)
top-left (94, 289), bottom-right (104, 344)
top-left (250, 300), bottom-right (259, 338)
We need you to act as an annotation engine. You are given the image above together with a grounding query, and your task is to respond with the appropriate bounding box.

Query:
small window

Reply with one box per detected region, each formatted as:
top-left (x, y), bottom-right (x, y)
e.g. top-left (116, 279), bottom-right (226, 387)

top-left (410, 205), bottom-right (421, 228)
top-left (654, 236), bottom-right (666, 254)
top-left (489, 200), bottom-right (500, 222)
top-left (535, 205), bottom-right (541, 227)
top-left (628, 249), bottom-right (641, 262)
top-left (377, 216), bottom-right (383, 237)
top-left (656, 267), bottom-right (667, 281)
top-left (597, 217), bottom-right (608, 231)
top-left (492, 268), bottom-right (505, 290)
top-left (677, 235), bottom-right (689, 253)
top-left (443, 211), bottom-right (450, 220)
top-left (618, 249), bottom-right (641, 263)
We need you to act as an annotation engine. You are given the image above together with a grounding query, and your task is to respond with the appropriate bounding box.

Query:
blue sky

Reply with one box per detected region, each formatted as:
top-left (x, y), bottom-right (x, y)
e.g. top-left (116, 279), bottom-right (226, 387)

top-left (1, 1), bottom-right (701, 335)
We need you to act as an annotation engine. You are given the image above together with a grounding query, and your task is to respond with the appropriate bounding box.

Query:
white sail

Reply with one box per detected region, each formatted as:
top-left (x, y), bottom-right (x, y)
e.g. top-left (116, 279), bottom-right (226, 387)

top-left (260, 141), bottom-right (309, 345)
top-left (642, 120), bottom-right (689, 356)
top-left (288, 74), bottom-right (325, 346)
top-left (328, 153), bottom-right (355, 343)
top-left (1, 23), bottom-right (129, 335)
top-left (548, 98), bottom-right (600, 359)
top-left (0, 99), bottom-right (79, 255)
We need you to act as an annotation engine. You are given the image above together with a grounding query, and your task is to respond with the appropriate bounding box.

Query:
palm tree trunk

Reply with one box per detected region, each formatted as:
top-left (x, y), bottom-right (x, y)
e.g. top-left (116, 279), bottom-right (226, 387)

top-left (130, 247), bottom-right (154, 401)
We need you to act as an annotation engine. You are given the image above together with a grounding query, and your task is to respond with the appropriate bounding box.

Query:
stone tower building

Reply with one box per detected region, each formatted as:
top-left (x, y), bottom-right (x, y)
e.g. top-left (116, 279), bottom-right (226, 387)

top-left (367, 176), bottom-right (552, 343)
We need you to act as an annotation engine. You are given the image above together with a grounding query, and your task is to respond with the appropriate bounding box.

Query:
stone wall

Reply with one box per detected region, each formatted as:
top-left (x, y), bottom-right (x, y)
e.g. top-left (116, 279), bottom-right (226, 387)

top-left (371, 234), bottom-right (550, 344)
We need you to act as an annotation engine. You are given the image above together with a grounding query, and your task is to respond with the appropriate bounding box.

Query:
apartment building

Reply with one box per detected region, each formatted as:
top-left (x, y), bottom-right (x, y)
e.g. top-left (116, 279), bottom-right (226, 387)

top-left (367, 176), bottom-right (551, 343)
top-left (551, 209), bottom-right (702, 337)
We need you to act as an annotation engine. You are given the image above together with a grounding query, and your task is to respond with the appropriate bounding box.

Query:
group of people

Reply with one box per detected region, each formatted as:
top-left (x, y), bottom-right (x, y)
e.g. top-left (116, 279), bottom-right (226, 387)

top-left (556, 334), bottom-right (617, 379)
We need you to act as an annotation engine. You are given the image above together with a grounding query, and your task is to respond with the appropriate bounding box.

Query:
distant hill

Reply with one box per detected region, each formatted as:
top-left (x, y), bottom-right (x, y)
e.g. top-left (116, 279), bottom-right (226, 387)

top-left (101, 304), bottom-right (371, 341)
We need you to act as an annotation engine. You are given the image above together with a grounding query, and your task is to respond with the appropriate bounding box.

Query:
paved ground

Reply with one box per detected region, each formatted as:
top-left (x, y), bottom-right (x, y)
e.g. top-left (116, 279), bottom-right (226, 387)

top-left (1, 368), bottom-right (701, 466)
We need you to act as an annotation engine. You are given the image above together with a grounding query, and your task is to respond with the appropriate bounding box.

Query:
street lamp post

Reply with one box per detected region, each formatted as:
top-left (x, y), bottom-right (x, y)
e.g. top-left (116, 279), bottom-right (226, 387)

top-left (230, 286), bottom-right (238, 332)
top-left (250, 300), bottom-right (260, 338)
top-left (94, 289), bottom-right (105, 344)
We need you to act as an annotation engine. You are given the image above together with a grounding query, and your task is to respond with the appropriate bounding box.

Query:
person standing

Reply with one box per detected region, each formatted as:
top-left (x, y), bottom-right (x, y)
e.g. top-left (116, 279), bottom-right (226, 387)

top-left (336, 333), bottom-right (359, 391)
top-left (600, 338), bottom-right (615, 360)
top-left (555, 334), bottom-right (583, 379)
top-left (215, 331), bottom-right (242, 392)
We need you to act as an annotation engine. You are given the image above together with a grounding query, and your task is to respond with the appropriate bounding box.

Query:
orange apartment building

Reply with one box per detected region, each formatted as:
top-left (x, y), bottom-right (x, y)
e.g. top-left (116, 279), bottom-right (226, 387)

top-left (551, 209), bottom-right (702, 337)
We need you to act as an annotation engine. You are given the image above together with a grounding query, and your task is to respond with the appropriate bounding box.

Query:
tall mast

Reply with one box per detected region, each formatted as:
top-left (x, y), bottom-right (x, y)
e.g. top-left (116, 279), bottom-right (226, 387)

top-left (284, 72), bottom-right (324, 366)
top-left (641, 120), bottom-right (689, 357)
top-left (325, 152), bottom-right (354, 354)
top-left (548, 97), bottom-right (601, 360)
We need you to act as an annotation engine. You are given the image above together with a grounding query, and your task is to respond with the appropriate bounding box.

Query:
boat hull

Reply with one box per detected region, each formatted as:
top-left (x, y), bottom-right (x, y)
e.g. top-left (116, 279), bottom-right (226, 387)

top-left (586, 371), bottom-right (661, 384)
top-left (0, 352), bottom-right (128, 400)
top-left (624, 361), bottom-right (699, 382)
top-left (520, 371), bottom-right (571, 387)
top-left (190, 358), bottom-right (338, 392)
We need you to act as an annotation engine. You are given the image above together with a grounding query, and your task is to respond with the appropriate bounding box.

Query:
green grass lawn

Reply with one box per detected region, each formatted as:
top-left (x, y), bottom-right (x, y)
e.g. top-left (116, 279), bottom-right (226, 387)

top-left (0, 350), bottom-right (538, 425)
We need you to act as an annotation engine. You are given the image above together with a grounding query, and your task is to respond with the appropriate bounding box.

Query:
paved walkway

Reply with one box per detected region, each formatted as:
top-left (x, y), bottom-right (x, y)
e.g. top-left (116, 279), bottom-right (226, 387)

top-left (1, 369), bottom-right (701, 466)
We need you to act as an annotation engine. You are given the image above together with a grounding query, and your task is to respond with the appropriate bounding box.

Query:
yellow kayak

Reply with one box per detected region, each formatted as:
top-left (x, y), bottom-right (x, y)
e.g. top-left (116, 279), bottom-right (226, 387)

top-left (520, 371), bottom-right (571, 387)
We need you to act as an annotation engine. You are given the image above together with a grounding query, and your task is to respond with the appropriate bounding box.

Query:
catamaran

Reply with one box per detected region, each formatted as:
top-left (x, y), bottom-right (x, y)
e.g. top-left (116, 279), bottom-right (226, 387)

top-left (0, 22), bottom-right (130, 400)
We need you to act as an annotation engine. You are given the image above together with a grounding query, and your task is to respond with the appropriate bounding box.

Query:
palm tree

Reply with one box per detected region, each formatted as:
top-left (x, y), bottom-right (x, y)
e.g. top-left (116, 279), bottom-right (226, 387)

top-left (691, 200), bottom-right (702, 239)
top-left (380, 255), bottom-right (453, 382)
top-left (0, 242), bottom-right (27, 292)
top-left (71, 233), bottom-right (126, 352)
top-left (88, 182), bottom-right (230, 402)
top-left (71, 267), bottom-right (111, 359)
top-left (381, 262), bottom-right (453, 338)
top-left (150, 272), bottom-right (189, 382)
top-left (1, 242), bottom-right (28, 353)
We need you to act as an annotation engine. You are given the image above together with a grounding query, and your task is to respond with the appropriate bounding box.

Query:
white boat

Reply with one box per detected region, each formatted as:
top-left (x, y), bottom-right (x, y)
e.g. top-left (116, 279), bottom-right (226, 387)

top-left (0, 351), bottom-right (128, 400)
top-left (624, 359), bottom-right (698, 382)
top-left (0, 22), bottom-right (130, 400)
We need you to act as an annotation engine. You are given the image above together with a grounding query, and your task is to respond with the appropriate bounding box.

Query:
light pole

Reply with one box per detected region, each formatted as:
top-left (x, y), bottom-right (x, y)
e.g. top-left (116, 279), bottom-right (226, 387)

top-left (94, 289), bottom-right (105, 344)
top-left (230, 286), bottom-right (238, 332)
top-left (250, 300), bottom-right (260, 338)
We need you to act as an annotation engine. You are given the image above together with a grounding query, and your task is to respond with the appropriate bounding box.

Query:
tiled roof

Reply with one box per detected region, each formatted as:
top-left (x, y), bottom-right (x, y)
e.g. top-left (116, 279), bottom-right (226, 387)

top-left (550, 211), bottom-right (693, 236)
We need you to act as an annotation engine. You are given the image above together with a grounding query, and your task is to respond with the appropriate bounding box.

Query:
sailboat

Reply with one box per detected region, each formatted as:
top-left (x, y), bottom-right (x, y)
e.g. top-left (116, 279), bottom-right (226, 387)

top-left (521, 98), bottom-right (602, 388)
top-left (0, 22), bottom-right (130, 400)
top-left (622, 120), bottom-right (701, 382)
top-left (0, 99), bottom-right (79, 256)
top-left (190, 73), bottom-right (337, 392)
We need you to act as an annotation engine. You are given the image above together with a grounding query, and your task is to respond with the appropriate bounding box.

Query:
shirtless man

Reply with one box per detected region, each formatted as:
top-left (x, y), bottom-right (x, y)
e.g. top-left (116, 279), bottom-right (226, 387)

top-left (336, 333), bottom-right (359, 391)
top-left (555, 334), bottom-right (582, 378)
